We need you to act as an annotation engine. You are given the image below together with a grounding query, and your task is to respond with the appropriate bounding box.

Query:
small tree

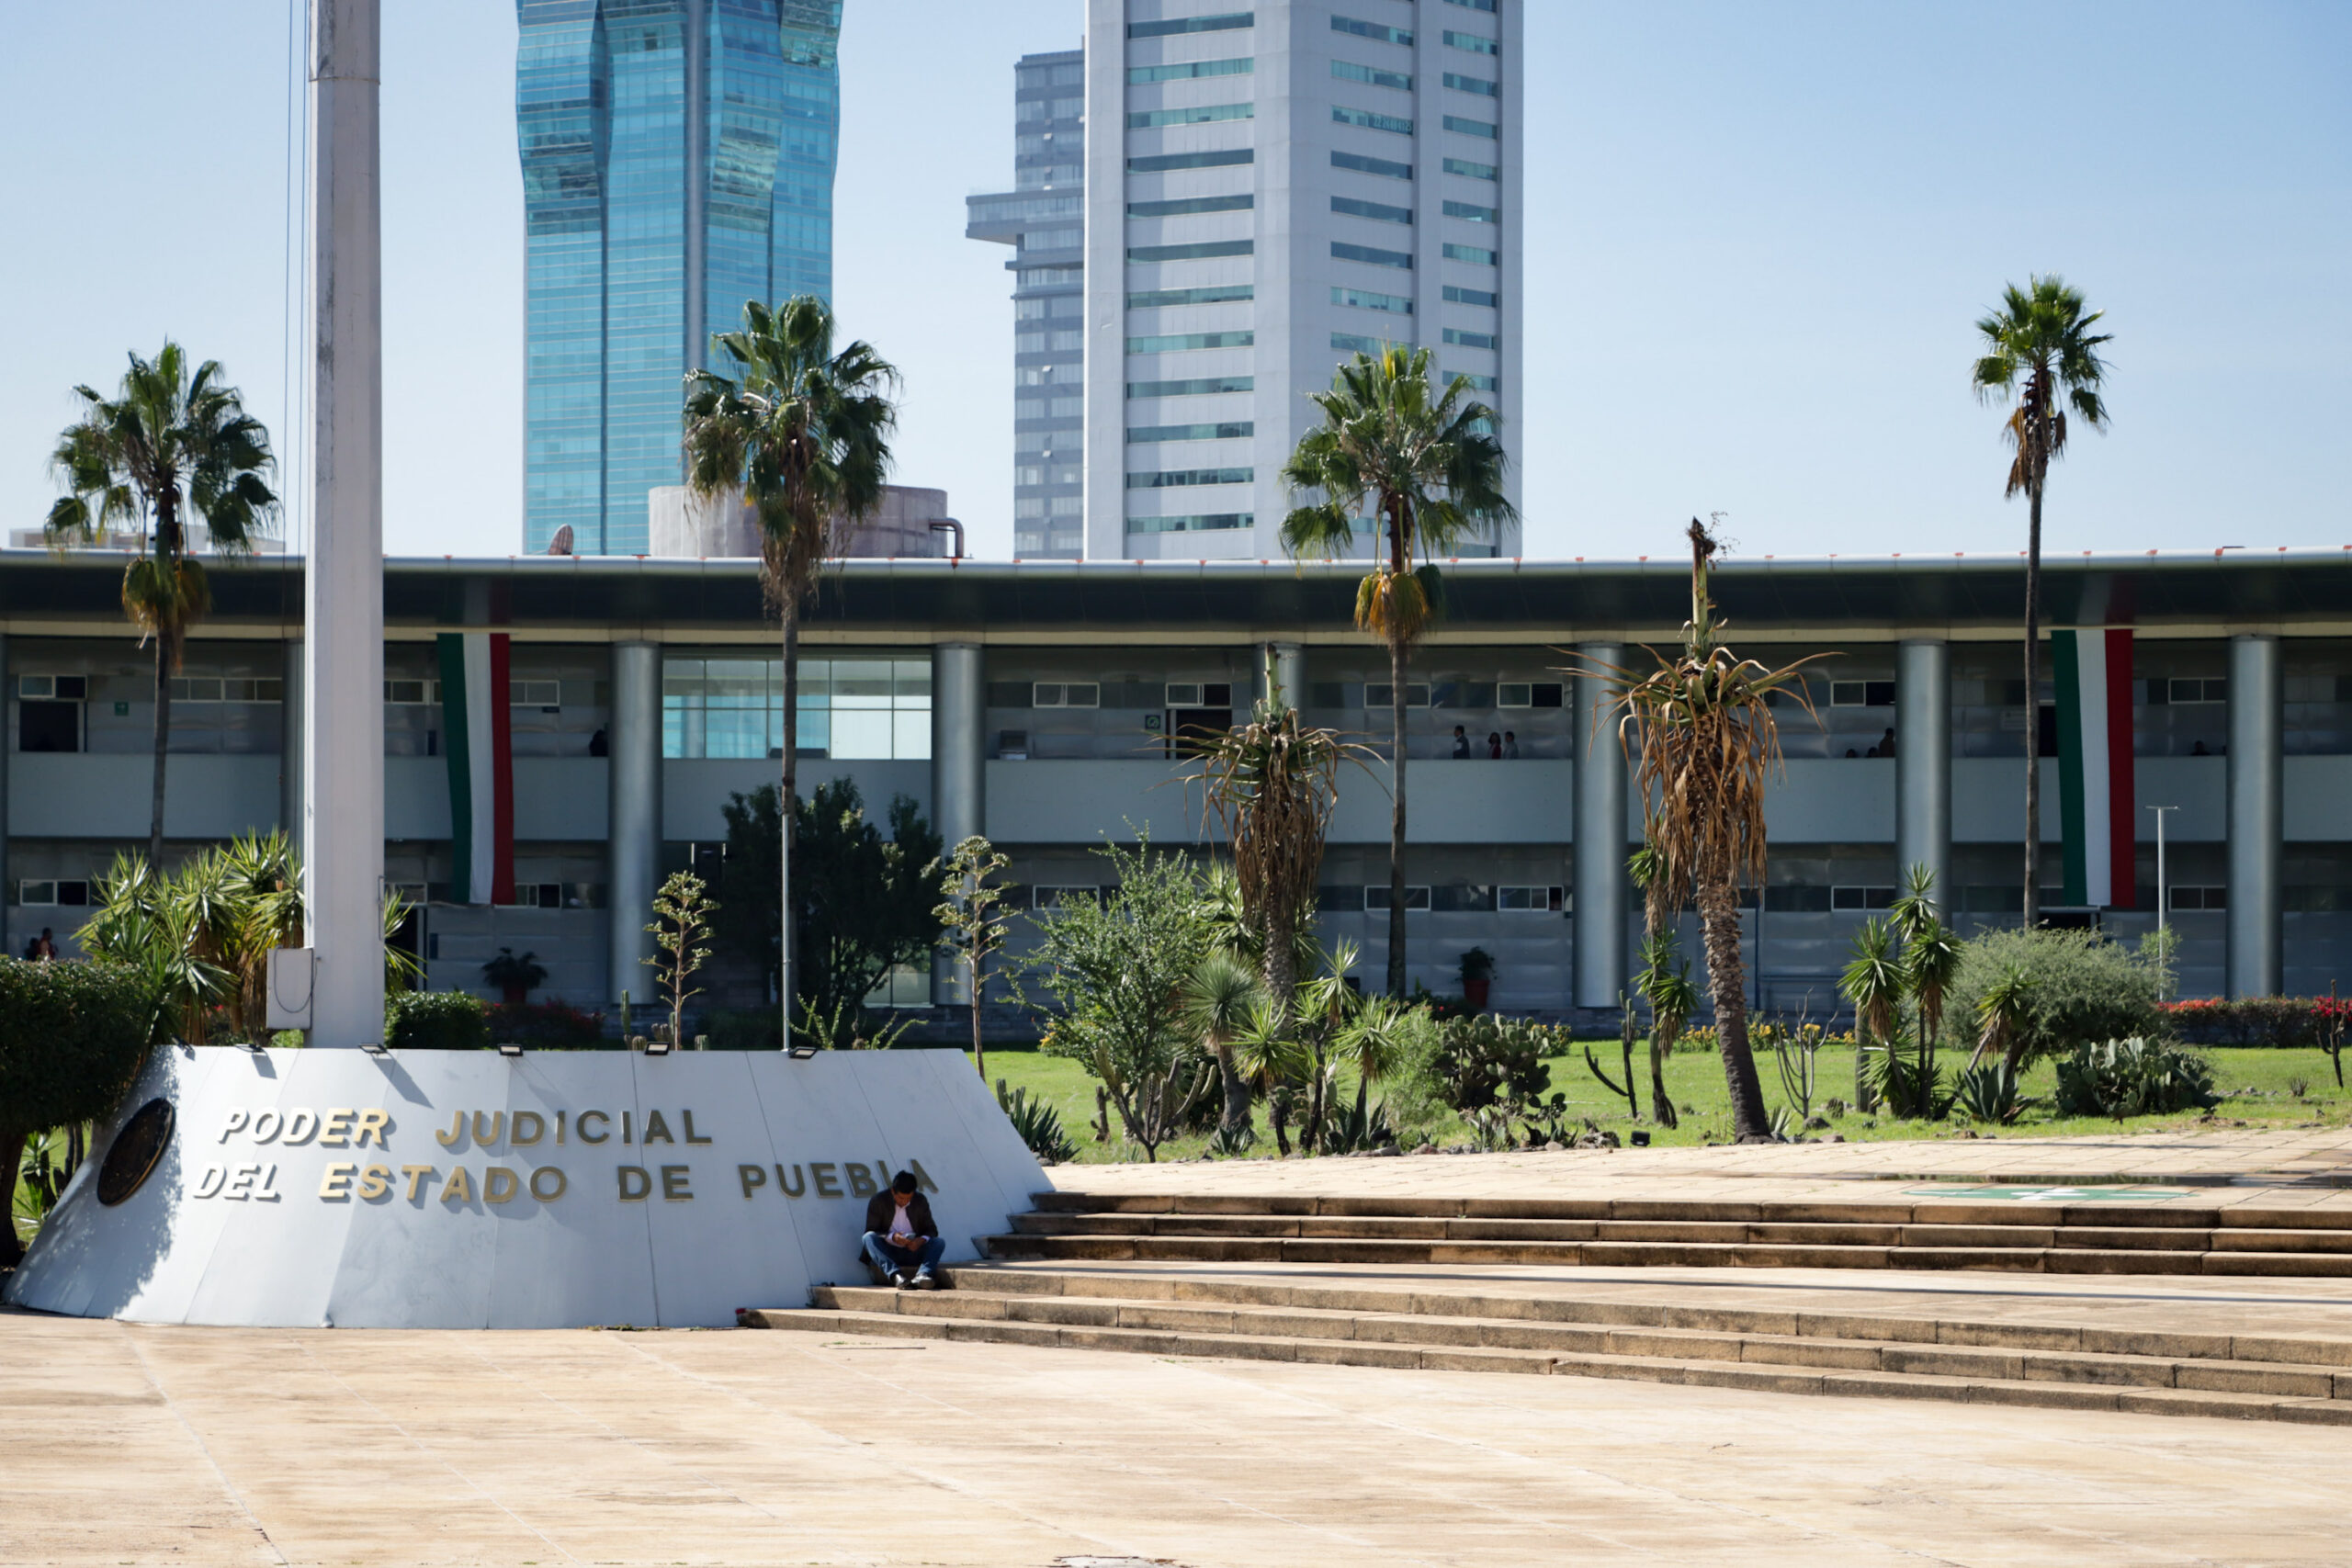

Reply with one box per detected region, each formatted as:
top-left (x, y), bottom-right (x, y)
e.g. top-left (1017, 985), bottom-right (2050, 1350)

top-left (932, 835), bottom-right (1013, 1080)
top-left (0, 959), bottom-right (156, 1265)
top-left (644, 870), bottom-right (717, 1049)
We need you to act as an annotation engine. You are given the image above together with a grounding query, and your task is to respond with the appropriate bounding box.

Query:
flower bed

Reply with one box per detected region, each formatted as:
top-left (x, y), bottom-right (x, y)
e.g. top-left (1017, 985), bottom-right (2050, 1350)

top-left (2159, 995), bottom-right (2350, 1048)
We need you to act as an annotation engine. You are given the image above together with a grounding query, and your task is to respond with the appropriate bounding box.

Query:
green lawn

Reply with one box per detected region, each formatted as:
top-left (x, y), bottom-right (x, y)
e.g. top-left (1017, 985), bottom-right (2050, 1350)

top-left (968, 1042), bottom-right (2352, 1162)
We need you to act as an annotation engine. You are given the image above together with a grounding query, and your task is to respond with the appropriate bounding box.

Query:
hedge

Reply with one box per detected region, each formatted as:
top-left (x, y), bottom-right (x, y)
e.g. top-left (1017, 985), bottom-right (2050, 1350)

top-left (0, 957), bottom-right (156, 1265)
top-left (385, 990), bottom-right (492, 1051)
top-left (2160, 996), bottom-right (2350, 1048)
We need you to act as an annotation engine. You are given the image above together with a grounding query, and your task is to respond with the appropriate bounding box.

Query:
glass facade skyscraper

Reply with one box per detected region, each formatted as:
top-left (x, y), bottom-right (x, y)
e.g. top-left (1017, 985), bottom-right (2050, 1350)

top-left (517, 1), bottom-right (842, 555)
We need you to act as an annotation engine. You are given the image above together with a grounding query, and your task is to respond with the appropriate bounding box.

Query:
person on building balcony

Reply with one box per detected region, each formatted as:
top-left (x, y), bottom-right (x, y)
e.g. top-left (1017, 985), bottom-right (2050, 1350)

top-left (1452, 725), bottom-right (1470, 759)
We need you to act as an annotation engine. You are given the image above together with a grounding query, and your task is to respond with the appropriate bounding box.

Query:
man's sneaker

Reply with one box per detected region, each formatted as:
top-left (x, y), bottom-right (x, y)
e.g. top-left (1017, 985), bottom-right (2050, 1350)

top-left (889, 1269), bottom-right (910, 1290)
top-left (912, 1271), bottom-right (938, 1290)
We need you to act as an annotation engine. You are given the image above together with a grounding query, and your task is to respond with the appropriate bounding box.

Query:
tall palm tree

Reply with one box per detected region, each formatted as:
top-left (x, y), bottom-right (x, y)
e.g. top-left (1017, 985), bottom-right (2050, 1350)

top-left (1972, 276), bottom-right (2111, 930)
top-left (1601, 519), bottom-right (1814, 1142)
top-left (47, 343), bottom-right (277, 866)
top-left (682, 298), bottom-right (897, 1038)
top-left (1280, 346), bottom-right (1513, 997)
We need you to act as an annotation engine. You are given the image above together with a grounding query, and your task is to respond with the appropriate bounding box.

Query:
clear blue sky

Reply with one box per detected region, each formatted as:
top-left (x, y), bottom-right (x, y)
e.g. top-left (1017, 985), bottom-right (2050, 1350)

top-left (2, 2), bottom-right (2344, 562)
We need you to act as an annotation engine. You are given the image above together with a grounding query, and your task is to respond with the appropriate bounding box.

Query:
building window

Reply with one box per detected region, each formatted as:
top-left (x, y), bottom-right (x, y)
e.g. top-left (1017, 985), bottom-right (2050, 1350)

top-left (865, 963), bottom-right (930, 1009)
top-left (1128, 12), bottom-right (1253, 39)
top-left (1127, 513), bottom-right (1254, 534)
top-left (1331, 332), bottom-right (1398, 355)
top-left (1444, 30), bottom-right (1498, 55)
top-left (15, 880), bottom-right (92, 908)
top-left (1332, 150), bottom-right (1412, 180)
top-left (1363, 885), bottom-right (1432, 911)
top-left (1363, 682), bottom-right (1432, 707)
top-left (1332, 15), bottom-right (1412, 45)
top-left (1497, 682), bottom-right (1564, 708)
top-left (1127, 194), bottom-right (1254, 219)
top-left (1450, 370), bottom-right (1499, 390)
top-left (1129, 149), bottom-right (1255, 174)
top-left (1443, 199), bottom-right (1500, 224)
top-left (1830, 681), bottom-right (1897, 707)
top-left (1443, 284), bottom-right (1498, 308)
top-left (1164, 682), bottom-right (1235, 707)
top-left (1129, 285), bottom-right (1256, 308)
top-left (1333, 105), bottom-right (1414, 135)
top-left (1831, 886), bottom-right (1897, 911)
top-left (1125, 331), bottom-right (1255, 354)
top-left (1128, 422), bottom-right (1255, 443)
top-left (1128, 103), bottom-right (1255, 130)
top-left (1332, 60), bottom-right (1411, 92)
top-left (1032, 682), bottom-right (1100, 708)
top-left (1127, 468), bottom-right (1253, 489)
top-left (1333, 286), bottom-right (1413, 314)
top-left (1127, 239), bottom-right (1256, 263)
top-left (1442, 114), bottom-right (1498, 140)
top-left (1127, 376), bottom-right (1255, 398)
top-left (1032, 885), bottom-right (1105, 908)
top-left (1446, 0), bottom-right (1497, 11)
top-left (1442, 243), bottom-right (1498, 265)
top-left (1443, 72), bottom-right (1499, 97)
top-left (385, 679), bottom-right (439, 705)
top-left (1333, 241), bottom-right (1414, 269)
top-left (1498, 886), bottom-right (1564, 912)
top-left (1443, 157), bottom-right (1498, 181)
top-left (1442, 327), bottom-right (1496, 350)
top-left (2170, 886), bottom-right (2228, 910)
top-left (662, 656), bottom-right (932, 761)
top-left (2163, 677), bottom-right (2229, 705)
top-left (1333, 195), bottom-right (1413, 225)
top-left (1129, 58), bottom-right (1253, 85)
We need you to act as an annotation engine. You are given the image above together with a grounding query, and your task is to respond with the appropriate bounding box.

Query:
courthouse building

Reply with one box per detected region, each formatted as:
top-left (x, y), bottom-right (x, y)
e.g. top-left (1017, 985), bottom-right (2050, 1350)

top-left (0, 546), bottom-right (2344, 1018)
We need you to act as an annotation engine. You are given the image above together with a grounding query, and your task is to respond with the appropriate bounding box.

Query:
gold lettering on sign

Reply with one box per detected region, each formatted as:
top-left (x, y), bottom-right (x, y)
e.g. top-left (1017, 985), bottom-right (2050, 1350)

top-left (622, 1111), bottom-right (633, 1145)
top-left (357, 1164), bottom-right (392, 1201)
top-left (402, 1164), bottom-right (436, 1201)
top-left (577, 1111), bottom-right (610, 1145)
top-left (318, 1162), bottom-right (357, 1200)
top-left (319, 1109), bottom-right (355, 1146)
top-left (778, 1163), bottom-right (806, 1197)
top-left (641, 1109), bottom-right (673, 1145)
top-left (684, 1110), bottom-right (712, 1145)
top-left (810, 1162), bottom-right (842, 1198)
top-left (355, 1109), bottom-right (391, 1148)
top-left (556, 1110), bottom-right (567, 1145)
top-left (442, 1166), bottom-right (475, 1204)
top-left (910, 1159), bottom-right (939, 1194)
top-left (435, 1112), bottom-right (466, 1149)
top-left (472, 1111), bottom-right (504, 1146)
top-left (283, 1109), bottom-right (319, 1145)
top-left (511, 1111), bottom-right (546, 1146)
top-left (616, 1166), bottom-right (651, 1201)
top-left (219, 1110), bottom-right (249, 1142)
top-left (846, 1163), bottom-right (877, 1198)
top-left (529, 1166), bottom-right (567, 1201)
top-left (738, 1164), bottom-right (767, 1198)
top-left (661, 1165), bottom-right (693, 1201)
top-left (483, 1167), bottom-right (519, 1204)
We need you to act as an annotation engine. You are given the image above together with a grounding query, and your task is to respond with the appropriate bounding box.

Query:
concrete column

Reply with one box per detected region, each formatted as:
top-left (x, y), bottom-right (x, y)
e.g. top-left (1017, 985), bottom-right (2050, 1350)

top-left (279, 638), bottom-right (303, 837)
top-left (301, 0), bottom-right (385, 1046)
top-left (1894, 638), bottom-right (1951, 908)
top-left (1573, 644), bottom-right (1627, 1009)
top-left (1270, 642), bottom-right (1305, 710)
top-left (2227, 633), bottom-right (2281, 998)
top-left (0, 633), bottom-right (9, 957)
top-left (932, 642), bottom-right (985, 1004)
top-left (608, 643), bottom-right (662, 1006)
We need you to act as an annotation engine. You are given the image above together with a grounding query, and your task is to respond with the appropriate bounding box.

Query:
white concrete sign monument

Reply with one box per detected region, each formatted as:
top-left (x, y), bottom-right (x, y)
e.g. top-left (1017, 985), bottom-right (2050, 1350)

top-left (6, 1045), bottom-right (1043, 1328)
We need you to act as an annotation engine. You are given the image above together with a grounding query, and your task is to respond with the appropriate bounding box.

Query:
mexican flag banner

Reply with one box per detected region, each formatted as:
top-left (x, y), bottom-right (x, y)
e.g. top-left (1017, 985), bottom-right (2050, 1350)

top-left (2052, 627), bottom-right (2135, 908)
top-left (435, 632), bottom-right (514, 906)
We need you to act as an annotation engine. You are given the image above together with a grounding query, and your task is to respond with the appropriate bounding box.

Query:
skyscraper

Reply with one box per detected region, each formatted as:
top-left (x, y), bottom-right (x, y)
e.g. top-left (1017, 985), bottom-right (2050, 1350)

top-left (1083, 1), bottom-right (1522, 560)
top-left (516, 1), bottom-right (842, 556)
top-left (966, 50), bottom-right (1088, 560)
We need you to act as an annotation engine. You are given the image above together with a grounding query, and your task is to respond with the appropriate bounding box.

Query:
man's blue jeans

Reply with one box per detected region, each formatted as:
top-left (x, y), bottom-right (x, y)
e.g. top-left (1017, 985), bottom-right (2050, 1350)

top-left (863, 1230), bottom-right (945, 1280)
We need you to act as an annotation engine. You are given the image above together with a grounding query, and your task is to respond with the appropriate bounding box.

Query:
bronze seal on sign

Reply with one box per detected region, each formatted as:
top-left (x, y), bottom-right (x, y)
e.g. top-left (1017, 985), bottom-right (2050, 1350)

top-left (96, 1098), bottom-right (174, 1207)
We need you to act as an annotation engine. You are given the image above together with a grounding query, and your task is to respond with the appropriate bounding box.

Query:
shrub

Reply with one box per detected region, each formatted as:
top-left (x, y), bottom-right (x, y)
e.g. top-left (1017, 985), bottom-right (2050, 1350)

top-left (484, 1000), bottom-right (605, 1049)
top-left (2160, 997), bottom-right (2340, 1048)
top-left (0, 958), bottom-right (156, 1264)
top-left (1432, 1013), bottom-right (1557, 1112)
top-left (2052, 1036), bottom-right (2220, 1118)
top-left (1373, 1006), bottom-right (1452, 1143)
top-left (1945, 928), bottom-right (2165, 1066)
top-left (385, 990), bottom-right (492, 1051)
top-left (995, 1083), bottom-right (1079, 1164)
top-left (1951, 1061), bottom-right (2030, 1124)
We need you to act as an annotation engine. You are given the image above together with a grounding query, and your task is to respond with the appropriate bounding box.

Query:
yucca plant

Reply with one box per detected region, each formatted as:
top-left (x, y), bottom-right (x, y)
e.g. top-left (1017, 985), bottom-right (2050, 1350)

top-left (1970, 961), bottom-right (2038, 1076)
top-left (1635, 931), bottom-right (1696, 1131)
top-left (1230, 995), bottom-right (1313, 1155)
top-left (1182, 950), bottom-right (1268, 1140)
top-left (1594, 519), bottom-right (1815, 1142)
top-left (1292, 937), bottom-right (1364, 1150)
top-left (1279, 345), bottom-right (1514, 996)
top-left (1896, 871), bottom-right (1962, 1118)
top-left (1841, 917), bottom-right (1905, 1114)
top-left (46, 343), bottom-right (277, 867)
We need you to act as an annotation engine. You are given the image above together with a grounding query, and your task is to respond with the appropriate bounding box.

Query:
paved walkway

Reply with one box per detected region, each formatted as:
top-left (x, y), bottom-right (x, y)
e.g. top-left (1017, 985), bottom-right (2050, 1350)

top-left (6, 1307), bottom-right (2348, 1566)
top-left (1045, 1127), bottom-right (2352, 1213)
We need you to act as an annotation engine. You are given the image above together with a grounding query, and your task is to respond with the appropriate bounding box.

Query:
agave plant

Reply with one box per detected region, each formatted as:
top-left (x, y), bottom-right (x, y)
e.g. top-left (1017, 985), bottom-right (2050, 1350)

top-left (1592, 519), bottom-right (1817, 1142)
top-left (995, 1083), bottom-right (1079, 1164)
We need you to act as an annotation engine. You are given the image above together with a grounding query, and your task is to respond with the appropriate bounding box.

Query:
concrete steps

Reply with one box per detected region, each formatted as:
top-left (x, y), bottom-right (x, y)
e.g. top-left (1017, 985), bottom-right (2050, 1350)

top-left (741, 1266), bottom-right (2352, 1426)
top-left (981, 1192), bottom-right (2352, 1278)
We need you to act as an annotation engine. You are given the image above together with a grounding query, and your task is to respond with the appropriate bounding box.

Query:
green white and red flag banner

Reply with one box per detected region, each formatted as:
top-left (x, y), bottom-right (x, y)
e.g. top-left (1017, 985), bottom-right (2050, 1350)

top-left (435, 632), bottom-right (514, 906)
top-left (2052, 627), bottom-right (2135, 908)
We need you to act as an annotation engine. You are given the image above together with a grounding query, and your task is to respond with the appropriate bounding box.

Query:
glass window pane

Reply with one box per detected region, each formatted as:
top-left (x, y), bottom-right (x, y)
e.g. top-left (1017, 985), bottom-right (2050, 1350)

top-left (893, 660), bottom-right (933, 702)
top-left (894, 710), bottom-right (931, 759)
top-left (796, 706), bottom-right (830, 755)
top-left (798, 660), bottom-right (831, 702)
top-left (662, 659), bottom-right (707, 698)
top-left (831, 709), bottom-right (894, 759)
top-left (832, 660), bottom-right (893, 706)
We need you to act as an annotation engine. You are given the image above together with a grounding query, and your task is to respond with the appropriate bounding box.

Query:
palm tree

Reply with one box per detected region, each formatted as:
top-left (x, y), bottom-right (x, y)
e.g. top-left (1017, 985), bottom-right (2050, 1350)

top-left (1972, 277), bottom-right (2111, 930)
top-left (1840, 917), bottom-right (1904, 1114)
top-left (1600, 519), bottom-right (1814, 1142)
top-left (1279, 346), bottom-right (1514, 997)
top-left (682, 298), bottom-right (898, 1038)
top-left (1188, 649), bottom-right (1366, 1022)
top-left (1182, 949), bottom-right (1265, 1139)
top-left (47, 343), bottom-right (277, 866)
top-left (1892, 864), bottom-right (1962, 1117)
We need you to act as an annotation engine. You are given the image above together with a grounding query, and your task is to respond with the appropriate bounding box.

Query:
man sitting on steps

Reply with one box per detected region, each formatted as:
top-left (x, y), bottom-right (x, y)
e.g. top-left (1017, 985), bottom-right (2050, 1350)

top-left (862, 1169), bottom-right (946, 1290)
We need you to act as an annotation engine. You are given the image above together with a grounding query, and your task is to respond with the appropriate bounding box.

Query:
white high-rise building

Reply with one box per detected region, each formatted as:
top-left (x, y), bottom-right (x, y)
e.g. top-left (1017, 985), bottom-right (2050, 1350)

top-left (1084, 1), bottom-right (1522, 561)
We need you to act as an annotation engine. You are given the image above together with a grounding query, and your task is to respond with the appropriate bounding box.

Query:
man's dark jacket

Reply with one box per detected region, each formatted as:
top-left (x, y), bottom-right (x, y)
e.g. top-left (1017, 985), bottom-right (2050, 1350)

top-left (865, 1190), bottom-right (937, 1242)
